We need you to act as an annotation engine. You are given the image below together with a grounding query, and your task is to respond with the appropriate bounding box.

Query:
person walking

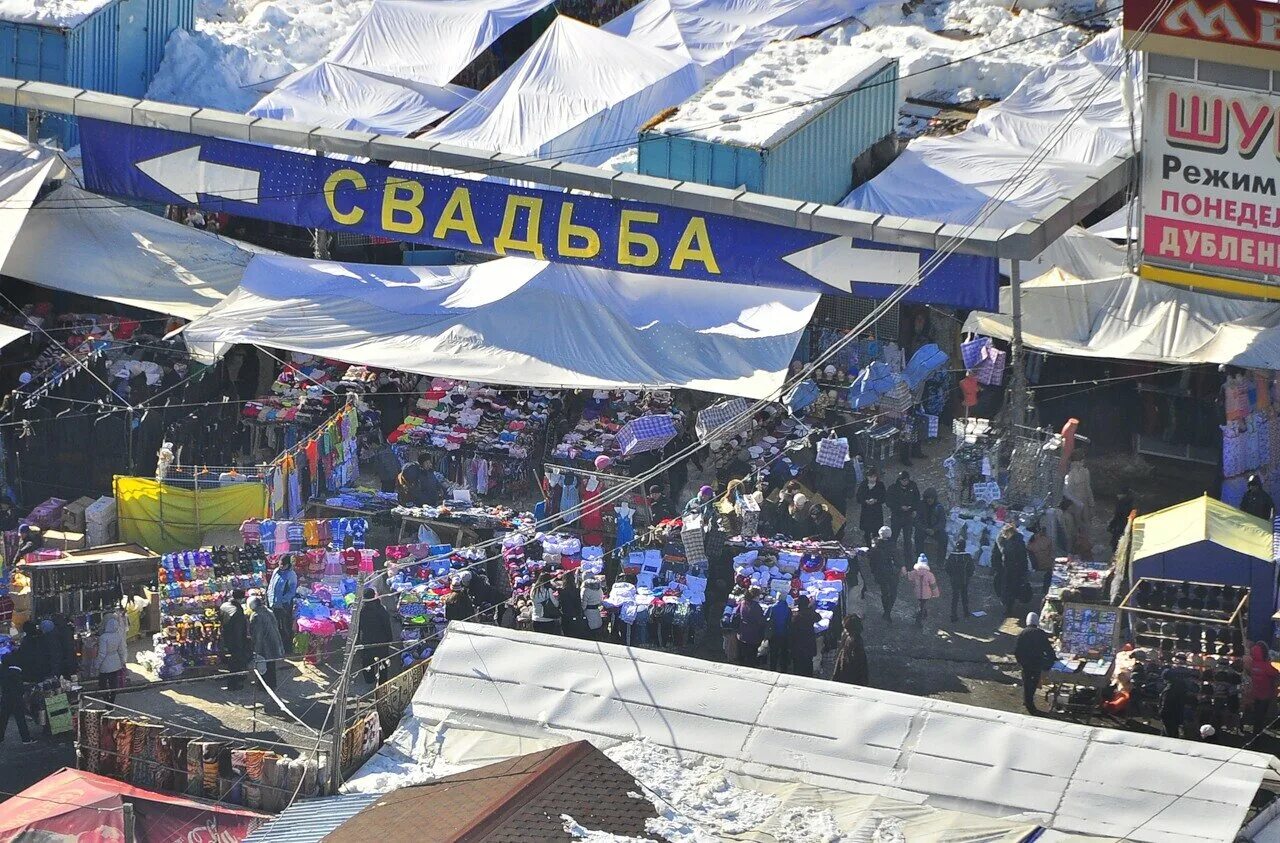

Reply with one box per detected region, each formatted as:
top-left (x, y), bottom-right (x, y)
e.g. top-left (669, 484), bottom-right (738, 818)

top-left (855, 470), bottom-right (887, 544)
top-left (789, 595), bottom-right (820, 678)
top-left (868, 526), bottom-right (901, 624)
top-left (0, 652), bottom-right (33, 744)
top-left (906, 555), bottom-right (940, 628)
top-left (93, 614), bottom-right (129, 704)
top-left (831, 616), bottom-right (869, 686)
top-left (267, 558), bottom-right (298, 649)
top-left (1247, 642), bottom-right (1279, 735)
top-left (916, 488), bottom-right (946, 566)
top-left (765, 597), bottom-right (792, 673)
top-left (886, 471), bottom-right (921, 564)
top-left (1026, 525), bottom-right (1055, 592)
top-left (249, 597), bottom-right (285, 697)
top-left (220, 589), bottom-right (250, 691)
top-left (1014, 613), bottom-right (1056, 715)
top-left (944, 538), bottom-right (975, 622)
top-left (582, 576), bottom-right (605, 639)
top-left (992, 524), bottom-right (1030, 619)
top-left (358, 588), bottom-right (395, 686)
top-left (734, 587), bottom-right (767, 668)
top-left (1160, 668), bottom-right (1188, 738)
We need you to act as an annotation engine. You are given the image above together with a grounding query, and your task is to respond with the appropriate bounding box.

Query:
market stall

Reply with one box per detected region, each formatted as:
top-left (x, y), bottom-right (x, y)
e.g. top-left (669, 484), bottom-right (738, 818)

top-left (19, 543), bottom-right (157, 618)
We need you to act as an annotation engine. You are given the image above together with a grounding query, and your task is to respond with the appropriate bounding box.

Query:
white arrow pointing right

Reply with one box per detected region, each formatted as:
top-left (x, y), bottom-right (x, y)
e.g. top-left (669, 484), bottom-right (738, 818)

top-left (783, 237), bottom-right (920, 292)
top-left (136, 146), bottom-right (261, 205)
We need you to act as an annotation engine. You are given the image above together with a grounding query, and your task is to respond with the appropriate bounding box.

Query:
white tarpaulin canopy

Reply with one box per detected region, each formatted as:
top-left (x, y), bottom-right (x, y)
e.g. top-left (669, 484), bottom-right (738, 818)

top-left (181, 254), bottom-right (818, 399)
top-left (0, 129), bottom-right (60, 273)
top-left (347, 623), bottom-right (1280, 842)
top-left (247, 63), bottom-right (475, 136)
top-left (843, 31), bottom-right (1136, 228)
top-left (964, 270), bottom-right (1280, 369)
top-left (325, 0), bottom-right (553, 87)
top-left (0, 323), bottom-right (29, 350)
top-left (424, 17), bottom-right (701, 166)
top-left (604, 0), bottom-right (858, 81)
top-left (5, 185), bottom-right (268, 319)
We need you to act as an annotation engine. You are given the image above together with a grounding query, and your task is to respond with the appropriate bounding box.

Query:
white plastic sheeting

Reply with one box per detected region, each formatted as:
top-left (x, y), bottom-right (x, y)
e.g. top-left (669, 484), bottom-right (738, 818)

top-left (843, 31), bottom-right (1137, 228)
top-left (604, 0), bottom-right (859, 82)
top-left (325, 0), bottom-right (553, 86)
top-left (180, 255), bottom-right (818, 399)
top-left (964, 270), bottom-right (1280, 369)
top-left (0, 324), bottom-right (29, 350)
top-left (0, 130), bottom-right (60, 273)
top-left (423, 17), bottom-right (701, 167)
top-left (1088, 200), bottom-right (1135, 241)
top-left (347, 623), bottom-right (1279, 843)
top-left (1006, 226), bottom-right (1128, 283)
top-left (247, 63), bottom-right (474, 135)
top-left (5, 185), bottom-right (267, 319)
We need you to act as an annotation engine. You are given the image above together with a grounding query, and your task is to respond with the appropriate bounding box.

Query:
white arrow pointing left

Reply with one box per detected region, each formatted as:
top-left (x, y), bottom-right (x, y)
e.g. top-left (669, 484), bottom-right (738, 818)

top-left (783, 237), bottom-right (920, 293)
top-left (136, 146), bottom-right (261, 205)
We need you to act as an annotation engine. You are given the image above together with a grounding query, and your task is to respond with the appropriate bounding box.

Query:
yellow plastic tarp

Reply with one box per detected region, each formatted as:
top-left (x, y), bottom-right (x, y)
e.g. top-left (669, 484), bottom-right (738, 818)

top-left (113, 476), bottom-right (266, 553)
top-left (1131, 494), bottom-right (1272, 563)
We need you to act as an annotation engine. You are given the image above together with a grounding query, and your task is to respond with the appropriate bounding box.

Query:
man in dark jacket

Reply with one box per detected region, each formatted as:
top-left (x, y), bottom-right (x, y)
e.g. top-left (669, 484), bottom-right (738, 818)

top-left (868, 526), bottom-right (901, 623)
top-left (765, 598), bottom-right (792, 673)
top-left (734, 588), bottom-right (767, 667)
top-left (916, 488), bottom-right (946, 567)
top-left (219, 589), bottom-right (250, 691)
top-left (358, 588), bottom-right (395, 685)
top-left (992, 524), bottom-right (1031, 619)
top-left (789, 595), bottom-right (821, 677)
top-left (1160, 668), bottom-right (1189, 738)
top-left (944, 538), bottom-right (975, 622)
top-left (886, 472), bottom-right (921, 564)
top-left (1014, 613), bottom-right (1056, 714)
top-left (15, 621), bottom-right (51, 682)
top-left (398, 453), bottom-right (444, 507)
top-left (0, 652), bottom-right (32, 743)
top-left (556, 571), bottom-right (587, 638)
top-left (1241, 474), bottom-right (1275, 522)
top-left (855, 471), bottom-right (886, 544)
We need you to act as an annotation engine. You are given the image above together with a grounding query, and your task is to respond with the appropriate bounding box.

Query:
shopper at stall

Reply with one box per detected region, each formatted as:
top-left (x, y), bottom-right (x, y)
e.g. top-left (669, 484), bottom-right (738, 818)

top-left (1160, 668), bottom-right (1189, 738)
top-left (358, 588), bottom-right (395, 686)
top-left (38, 619), bottom-right (63, 679)
top-left (801, 502), bottom-right (837, 542)
top-left (445, 572), bottom-right (476, 623)
top-left (916, 488), bottom-right (946, 566)
top-left (93, 614), bottom-right (129, 703)
top-left (784, 494), bottom-right (810, 539)
top-left (268, 558), bottom-right (298, 647)
top-left (1247, 642), bottom-right (1279, 735)
top-left (1014, 613), bottom-right (1056, 715)
top-left (52, 616), bottom-right (75, 680)
top-left (886, 472), bottom-right (921, 563)
top-left (530, 573), bottom-right (560, 635)
top-left (220, 589), bottom-right (250, 692)
top-left (15, 621), bottom-right (51, 682)
top-left (765, 596), bottom-right (792, 673)
top-left (1241, 475), bottom-right (1275, 522)
top-left (855, 470), bottom-right (887, 544)
top-left (582, 576), bottom-right (605, 639)
top-left (648, 485), bottom-right (675, 523)
top-left (869, 526), bottom-right (901, 623)
top-left (1027, 525), bottom-right (1055, 592)
top-left (944, 538), bottom-right (975, 622)
top-left (1063, 452), bottom-right (1096, 535)
top-left (685, 485), bottom-right (717, 525)
top-left (831, 615), bottom-right (868, 686)
top-left (398, 453), bottom-right (444, 506)
top-left (906, 555), bottom-right (940, 628)
top-left (248, 596), bottom-right (284, 696)
top-left (733, 587), bottom-right (767, 668)
top-left (0, 651), bottom-right (32, 744)
top-left (783, 595), bottom-right (817, 678)
top-left (992, 524), bottom-right (1031, 619)
top-left (557, 571), bottom-right (587, 638)
top-left (11, 524), bottom-right (41, 566)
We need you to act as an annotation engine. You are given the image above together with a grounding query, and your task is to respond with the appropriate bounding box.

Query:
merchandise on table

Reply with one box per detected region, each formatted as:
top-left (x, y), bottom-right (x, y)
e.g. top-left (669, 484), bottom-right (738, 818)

top-left (318, 489), bottom-right (399, 512)
top-left (389, 380), bottom-right (554, 461)
top-left (1044, 557), bottom-right (1113, 602)
top-left (722, 544), bottom-right (854, 636)
top-left (551, 390), bottom-right (685, 469)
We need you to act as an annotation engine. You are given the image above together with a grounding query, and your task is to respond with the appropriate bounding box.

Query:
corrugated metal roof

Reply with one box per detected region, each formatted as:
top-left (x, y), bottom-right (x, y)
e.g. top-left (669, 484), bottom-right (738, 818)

top-left (243, 793), bottom-right (380, 843)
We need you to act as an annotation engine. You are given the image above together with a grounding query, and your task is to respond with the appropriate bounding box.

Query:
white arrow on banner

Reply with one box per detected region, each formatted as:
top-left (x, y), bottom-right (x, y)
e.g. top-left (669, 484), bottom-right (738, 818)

top-left (136, 146), bottom-right (261, 205)
top-left (783, 237), bottom-right (920, 292)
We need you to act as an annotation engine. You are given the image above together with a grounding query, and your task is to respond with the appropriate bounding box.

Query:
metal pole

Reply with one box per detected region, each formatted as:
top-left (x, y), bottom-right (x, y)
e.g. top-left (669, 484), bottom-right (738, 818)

top-left (25, 109), bottom-right (39, 144)
top-left (1008, 261), bottom-right (1027, 428)
top-left (328, 577), bottom-right (364, 793)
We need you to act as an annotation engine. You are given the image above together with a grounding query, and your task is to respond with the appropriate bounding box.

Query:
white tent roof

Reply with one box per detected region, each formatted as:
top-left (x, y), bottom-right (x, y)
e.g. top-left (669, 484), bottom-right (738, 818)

top-left (964, 270), bottom-right (1280, 369)
top-left (348, 623), bottom-right (1280, 843)
top-left (247, 63), bottom-right (474, 136)
top-left (842, 31), bottom-right (1137, 228)
top-left (604, 0), bottom-right (859, 81)
top-left (325, 0), bottom-right (553, 87)
top-left (0, 129), bottom-right (60, 275)
top-left (0, 323), bottom-right (29, 350)
top-left (180, 254), bottom-right (817, 399)
top-left (4, 185), bottom-right (267, 319)
top-left (423, 17), bottom-right (701, 167)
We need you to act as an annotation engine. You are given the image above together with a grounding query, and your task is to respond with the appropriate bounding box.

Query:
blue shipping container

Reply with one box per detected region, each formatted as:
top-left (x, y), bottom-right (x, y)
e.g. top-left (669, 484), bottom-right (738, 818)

top-left (638, 59), bottom-right (899, 206)
top-left (0, 0), bottom-right (193, 147)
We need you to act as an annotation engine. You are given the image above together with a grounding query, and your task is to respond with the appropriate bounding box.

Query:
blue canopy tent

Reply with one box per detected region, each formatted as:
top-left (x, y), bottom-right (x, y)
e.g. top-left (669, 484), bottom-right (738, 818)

top-left (1129, 495), bottom-right (1277, 641)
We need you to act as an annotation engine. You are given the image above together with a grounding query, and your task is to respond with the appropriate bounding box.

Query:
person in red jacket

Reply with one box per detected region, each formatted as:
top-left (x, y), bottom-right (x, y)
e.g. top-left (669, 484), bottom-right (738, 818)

top-left (1247, 642), bottom-right (1279, 735)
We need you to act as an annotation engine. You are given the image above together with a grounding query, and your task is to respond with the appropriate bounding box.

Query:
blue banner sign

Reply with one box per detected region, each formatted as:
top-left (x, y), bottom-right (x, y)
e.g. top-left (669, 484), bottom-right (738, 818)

top-left (78, 119), bottom-right (996, 307)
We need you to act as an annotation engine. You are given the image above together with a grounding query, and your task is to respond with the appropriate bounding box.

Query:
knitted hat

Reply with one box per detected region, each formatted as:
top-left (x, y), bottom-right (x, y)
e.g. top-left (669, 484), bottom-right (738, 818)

top-left (1026, 612), bottom-right (1040, 627)
top-left (877, 526), bottom-right (893, 540)
top-left (914, 555), bottom-right (929, 570)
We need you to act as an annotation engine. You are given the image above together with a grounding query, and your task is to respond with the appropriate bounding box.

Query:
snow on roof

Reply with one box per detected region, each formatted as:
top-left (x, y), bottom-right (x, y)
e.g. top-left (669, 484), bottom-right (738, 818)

top-left (352, 623), bottom-right (1280, 843)
top-left (0, 0), bottom-right (114, 27)
top-left (648, 39), bottom-right (889, 148)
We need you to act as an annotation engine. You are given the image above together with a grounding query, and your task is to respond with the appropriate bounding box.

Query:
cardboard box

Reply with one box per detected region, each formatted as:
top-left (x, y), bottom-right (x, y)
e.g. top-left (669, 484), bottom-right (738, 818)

top-left (42, 529), bottom-right (87, 552)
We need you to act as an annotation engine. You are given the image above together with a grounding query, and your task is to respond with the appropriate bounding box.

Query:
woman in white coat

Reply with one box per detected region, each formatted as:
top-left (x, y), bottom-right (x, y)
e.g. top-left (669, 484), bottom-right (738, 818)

top-left (95, 614), bottom-right (129, 702)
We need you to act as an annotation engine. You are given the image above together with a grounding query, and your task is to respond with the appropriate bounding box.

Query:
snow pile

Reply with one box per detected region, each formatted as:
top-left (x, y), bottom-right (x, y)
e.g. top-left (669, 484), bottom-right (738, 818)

top-left (650, 40), bottom-right (889, 147)
top-left (146, 0), bottom-right (372, 111)
top-left (0, 0), bottom-right (113, 26)
top-left (820, 0), bottom-right (1103, 106)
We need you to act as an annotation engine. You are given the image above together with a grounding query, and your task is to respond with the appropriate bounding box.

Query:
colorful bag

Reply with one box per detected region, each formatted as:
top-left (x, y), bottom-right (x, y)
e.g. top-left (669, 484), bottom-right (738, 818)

top-left (961, 336), bottom-right (990, 370)
top-left (815, 436), bottom-right (849, 468)
top-left (695, 398), bottom-right (751, 442)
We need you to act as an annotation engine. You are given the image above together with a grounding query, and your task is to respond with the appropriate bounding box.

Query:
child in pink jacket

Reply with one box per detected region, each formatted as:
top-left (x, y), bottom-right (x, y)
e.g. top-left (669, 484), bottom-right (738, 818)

top-left (906, 555), bottom-right (941, 628)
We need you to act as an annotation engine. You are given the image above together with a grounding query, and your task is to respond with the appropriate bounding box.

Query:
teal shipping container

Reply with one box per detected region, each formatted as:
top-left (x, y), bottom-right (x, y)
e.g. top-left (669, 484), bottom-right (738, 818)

top-left (638, 43), bottom-right (898, 205)
top-left (0, 0), bottom-right (194, 147)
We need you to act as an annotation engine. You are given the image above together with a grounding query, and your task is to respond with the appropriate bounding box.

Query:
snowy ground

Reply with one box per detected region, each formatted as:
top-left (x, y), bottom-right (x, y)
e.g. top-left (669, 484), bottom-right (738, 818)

top-left (146, 0), bottom-right (372, 112)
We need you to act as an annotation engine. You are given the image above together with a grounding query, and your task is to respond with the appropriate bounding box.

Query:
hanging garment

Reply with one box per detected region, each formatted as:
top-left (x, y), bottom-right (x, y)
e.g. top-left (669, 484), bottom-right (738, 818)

top-left (580, 481), bottom-right (608, 547)
top-left (615, 507), bottom-right (635, 549)
top-left (560, 474), bottom-right (581, 519)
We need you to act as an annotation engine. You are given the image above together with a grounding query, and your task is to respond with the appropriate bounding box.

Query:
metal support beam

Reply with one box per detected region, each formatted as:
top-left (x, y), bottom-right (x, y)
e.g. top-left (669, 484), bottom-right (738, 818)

top-left (25, 108), bottom-right (38, 144)
top-left (0, 77), bottom-right (1131, 260)
top-left (1008, 261), bottom-right (1027, 428)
